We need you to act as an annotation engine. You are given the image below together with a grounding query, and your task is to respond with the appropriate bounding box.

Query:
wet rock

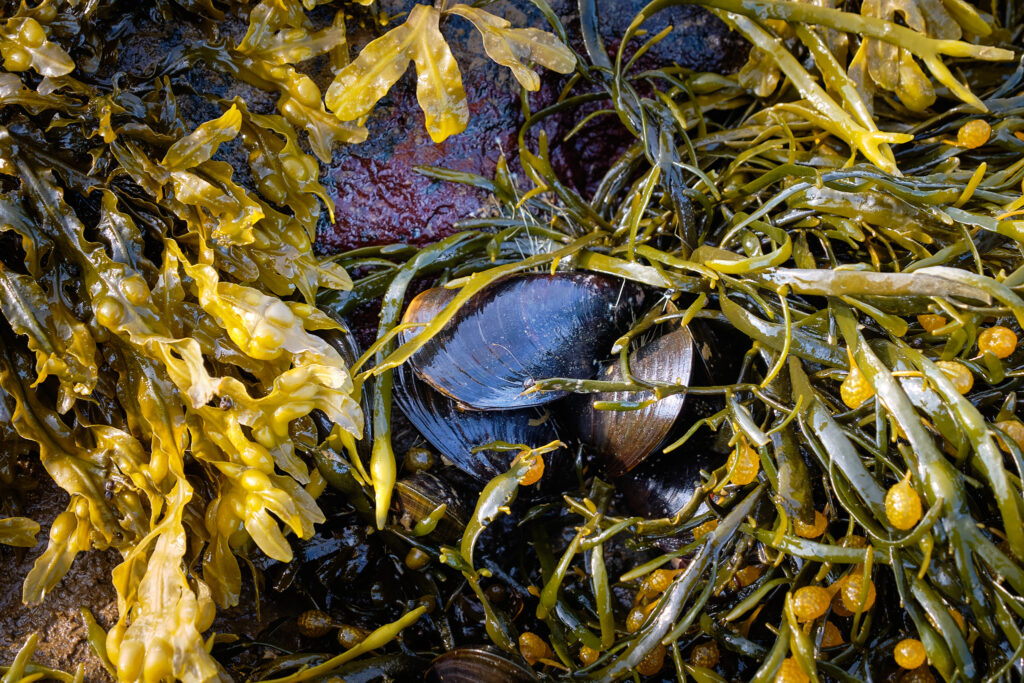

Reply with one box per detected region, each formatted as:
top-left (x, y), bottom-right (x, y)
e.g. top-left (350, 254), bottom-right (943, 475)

top-left (315, 37), bottom-right (514, 252)
top-left (595, 3), bottom-right (749, 74)
top-left (315, 0), bottom-right (747, 252)
top-left (0, 463), bottom-right (117, 682)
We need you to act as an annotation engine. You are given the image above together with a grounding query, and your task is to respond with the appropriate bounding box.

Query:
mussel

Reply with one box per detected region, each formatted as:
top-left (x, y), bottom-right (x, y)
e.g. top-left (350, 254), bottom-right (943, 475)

top-left (392, 470), bottom-right (470, 542)
top-left (401, 273), bottom-right (644, 409)
top-left (425, 647), bottom-right (537, 682)
top-left (619, 450), bottom-right (712, 521)
top-left (393, 362), bottom-right (559, 481)
top-left (392, 273), bottom-right (731, 526)
top-left (613, 320), bottom-right (746, 522)
top-left (570, 326), bottom-right (695, 477)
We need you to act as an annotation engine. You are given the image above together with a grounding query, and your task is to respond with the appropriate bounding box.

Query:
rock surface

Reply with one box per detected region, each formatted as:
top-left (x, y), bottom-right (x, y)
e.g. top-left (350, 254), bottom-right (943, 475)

top-left (316, 0), bottom-right (747, 252)
top-left (0, 464), bottom-right (118, 681)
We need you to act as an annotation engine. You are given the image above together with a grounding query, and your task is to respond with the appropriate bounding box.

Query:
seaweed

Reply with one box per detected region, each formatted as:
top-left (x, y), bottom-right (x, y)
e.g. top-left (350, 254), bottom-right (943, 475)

top-left (314, 1), bottom-right (1024, 681)
top-left (2, 0), bottom-right (1024, 682)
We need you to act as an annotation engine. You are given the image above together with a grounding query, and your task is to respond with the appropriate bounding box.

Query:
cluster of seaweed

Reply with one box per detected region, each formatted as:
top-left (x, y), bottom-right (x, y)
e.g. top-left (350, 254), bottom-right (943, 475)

top-left (314, 1), bottom-right (1024, 682)
top-left (2, 0), bottom-right (1024, 682)
top-left (0, 0), bottom-right (572, 681)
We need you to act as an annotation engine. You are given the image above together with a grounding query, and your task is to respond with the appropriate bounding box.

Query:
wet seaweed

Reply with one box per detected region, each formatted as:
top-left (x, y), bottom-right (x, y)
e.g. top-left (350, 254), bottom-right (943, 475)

top-left (2, 0), bottom-right (1024, 682)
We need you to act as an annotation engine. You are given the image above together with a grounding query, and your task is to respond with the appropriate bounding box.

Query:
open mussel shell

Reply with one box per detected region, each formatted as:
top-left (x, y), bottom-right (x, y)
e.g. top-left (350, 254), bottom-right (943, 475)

top-left (426, 646), bottom-right (537, 682)
top-left (570, 326), bottom-right (694, 477)
top-left (393, 362), bottom-right (559, 482)
top-left (619, 450), bottom-right (714, 553)
top-left (400, 272), bottom-right (645, 410)
top-left (393, 470), bottom-right (469, 543)
top-left (620, 450), bottom-right (711, 520)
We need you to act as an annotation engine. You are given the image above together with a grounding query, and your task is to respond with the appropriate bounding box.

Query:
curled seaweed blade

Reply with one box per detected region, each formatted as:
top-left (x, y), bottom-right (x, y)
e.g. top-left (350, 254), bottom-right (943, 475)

top-left (0, 517), bottom-right (38, 548)
top-left (0, 15), bottom-right (74, 77)
top-left (94, 191), bottom-right (155, 279)
top-left (0, 189), bottom-right (50, 275)
top-left (408, 4), bottom-right (469, 142)
top-left (22, 508), bottom-right (90, 605)
top-left (190, 43), bottom-right (367, 161)
top-left (326, 4), bottom-right (467, 143)
top-left (238, 100), bottom-right (334, 229)
top-left (447, 5), bottom-right (576, 91)
top-left (236, 0), bottom-right (310, 55)
top-left (1, 345), bottom-right (142, 604)
top-left (168, 160), bottom-right (265, 246)
top-left (0, 264), bottom-right (97, 410)
top-left (231, 208), bottom-right (352, 304)
top-left (325, 8), bottom-right (418, 123)
top-left (111, 485), bottom-right (221, 683)
top-left (237, 0), bottom-right (344, 65)
top-left (458, 441), bottom-right (564, 569)
top-left (0, 71), bottom-right (78, 115)
top-left (160, 104), bottom-right (242, 172)
top-left (170, 242), bottom-right (361, 437)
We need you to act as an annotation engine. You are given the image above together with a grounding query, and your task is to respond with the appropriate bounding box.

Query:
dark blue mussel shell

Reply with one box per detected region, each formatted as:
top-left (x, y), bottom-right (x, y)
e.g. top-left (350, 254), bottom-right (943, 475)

top-left (401, 273), bottom-right (645, 410)
top-left (393, 361), bottom-right (559, 481)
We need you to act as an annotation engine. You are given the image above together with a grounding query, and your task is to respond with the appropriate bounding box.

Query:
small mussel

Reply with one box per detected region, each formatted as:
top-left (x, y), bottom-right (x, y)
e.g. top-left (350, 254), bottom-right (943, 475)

top-left (393, 361), bottom-right (559, 481)
top-left (402, 273), bottom-right (644, 409)
top-left (296, 609), bottom-right (334, 638)
top-left (393, 470), bottom-right (469, 542)
top-left (425, 646), bottom-right (537, 682)
top-left (571, 326), bottom-right (695, 477)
